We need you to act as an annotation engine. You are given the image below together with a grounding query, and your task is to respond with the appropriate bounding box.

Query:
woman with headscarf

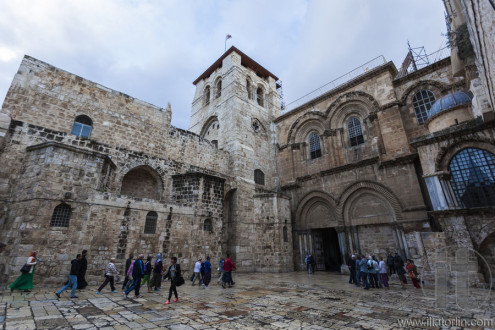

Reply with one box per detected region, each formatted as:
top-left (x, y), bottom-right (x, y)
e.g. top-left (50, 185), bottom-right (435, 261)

top-left (9, 251), bottom-right (39, 292)
top-left (406, 259), bottom-right (420, 289)
top-left (151, 253), bottom-right (163, 292)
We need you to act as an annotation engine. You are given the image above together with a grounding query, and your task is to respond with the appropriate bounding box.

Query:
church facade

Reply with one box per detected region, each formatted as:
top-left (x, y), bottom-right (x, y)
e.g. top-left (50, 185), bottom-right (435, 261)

top-left (0, 0), bottom-right (494, 287)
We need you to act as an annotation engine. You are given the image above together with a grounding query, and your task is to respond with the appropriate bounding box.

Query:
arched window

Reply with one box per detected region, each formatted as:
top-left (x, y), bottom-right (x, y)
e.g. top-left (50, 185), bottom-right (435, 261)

top-left (449, 148), bottom-right (495, 208)
top-left (204, 86), bottom-right (210, 106)
top-left (246, 78), bottom-right (252, 100)
top-left (254, 169), bottom-right (265, 185)
top-left (50, 203), bottom-right (72, 227)
top-left (203, 218), bottom-right (212, 232)
top-left (412, 90), bottom-right (436, 125)
top-left (256, 86), bottom-right (264, 107)
top-left (347, 117), bottom-right (365, 147)
top-left (71, 115), bottom-right (93, 138)
top-left (283, 226), bottom-right (288, 242)
top-left (309, 132), bottom-right (322, 159)
top-left (144, 211), bottom-right (158, 234)
top-left (215, 79), bottom-right (222, 99)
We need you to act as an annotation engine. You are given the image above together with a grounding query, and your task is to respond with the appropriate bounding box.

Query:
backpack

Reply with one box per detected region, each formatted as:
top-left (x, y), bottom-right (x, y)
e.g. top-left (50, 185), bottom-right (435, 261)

top-left (367, 260), bottom-right (374, 270)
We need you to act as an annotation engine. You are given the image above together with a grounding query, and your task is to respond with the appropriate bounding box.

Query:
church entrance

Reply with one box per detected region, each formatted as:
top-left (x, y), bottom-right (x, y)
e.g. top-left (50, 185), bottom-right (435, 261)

top-left (313, 228), bottom-right (342, 271)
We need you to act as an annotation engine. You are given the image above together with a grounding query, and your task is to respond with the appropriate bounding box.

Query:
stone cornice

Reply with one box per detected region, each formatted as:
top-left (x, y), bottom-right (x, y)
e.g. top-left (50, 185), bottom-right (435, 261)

top-left (171, 171), bottom-right (227, 182)
top-left (393, 57), bottom-right (451, 86)
top-left (429, 207), bottom-right (495, 217)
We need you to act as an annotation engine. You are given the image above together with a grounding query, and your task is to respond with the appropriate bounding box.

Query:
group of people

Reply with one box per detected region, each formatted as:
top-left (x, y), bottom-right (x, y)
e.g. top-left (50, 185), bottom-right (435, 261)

top-left (347, 252), bottom-right (421, 290)
top-left (191, 254), bottom-right (236, 289)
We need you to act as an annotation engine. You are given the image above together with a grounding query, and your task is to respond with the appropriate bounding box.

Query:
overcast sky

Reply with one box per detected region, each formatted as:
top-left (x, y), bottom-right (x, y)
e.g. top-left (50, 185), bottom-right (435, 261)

top-left (0, 0), bottom-right (447, 129)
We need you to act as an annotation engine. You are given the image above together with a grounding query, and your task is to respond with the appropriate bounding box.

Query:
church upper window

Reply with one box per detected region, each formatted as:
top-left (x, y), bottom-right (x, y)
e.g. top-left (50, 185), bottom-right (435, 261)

top-left (347, 117), bottom-right (364, 147)
top-left (71, 115), bottom-right (93, 138)
top-left (254, 169), bottom-right (265, 185)
top-left (256, 86), bottom-right (264, 107)
top-left (247, 78), bottom-right (253, 100)
top-left (204, 86), bottom-right (211, 106)
top-left (412, 90), bottom-right (435, 125)
top-left (309, 132), bottom-right (322, 159)
top-left (215, 79), bottom-right (222, 99)
top-left (449, 148), bottom-right (495, 208)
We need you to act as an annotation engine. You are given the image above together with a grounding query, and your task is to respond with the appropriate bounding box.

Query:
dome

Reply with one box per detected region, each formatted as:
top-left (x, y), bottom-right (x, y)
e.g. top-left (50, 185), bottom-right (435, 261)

top-left (427, 91), bottom-right (472, 119)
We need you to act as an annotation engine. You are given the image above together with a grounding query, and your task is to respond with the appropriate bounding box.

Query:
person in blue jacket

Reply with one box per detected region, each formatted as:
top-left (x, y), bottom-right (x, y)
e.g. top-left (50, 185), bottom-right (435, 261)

top-left (203, 256), bottom-right (212, 288)
top-left (124, 254), bottom-right (145, 298)
top-left (359, 255), bottom-right (370, 290)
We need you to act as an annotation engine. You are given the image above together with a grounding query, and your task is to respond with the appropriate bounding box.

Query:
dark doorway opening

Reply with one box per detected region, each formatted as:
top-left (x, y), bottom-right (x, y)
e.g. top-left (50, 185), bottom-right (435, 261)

top-left (313, 228), bottom-right (342, 271)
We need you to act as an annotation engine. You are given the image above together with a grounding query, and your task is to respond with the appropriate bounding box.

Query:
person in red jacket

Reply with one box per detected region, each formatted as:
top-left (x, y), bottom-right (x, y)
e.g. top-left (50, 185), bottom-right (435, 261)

top-left (222, 254), bottom-right (236, 288)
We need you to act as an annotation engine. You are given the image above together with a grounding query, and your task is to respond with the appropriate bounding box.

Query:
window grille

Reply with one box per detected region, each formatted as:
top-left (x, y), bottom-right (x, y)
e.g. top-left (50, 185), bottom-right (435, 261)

top-left (309, 132), bottom-right (322, 159)
top-left (203, 218), bottom-right (212, 232)
top-left (348, 117), bottom-right (365, 147)
top-left (254, 169), bottom-right (265, 185)
top-left (449, 148), bottom-right (495, 208)
top-left (71, 115), bottom-right (93, 138)
top-left (50, 203), bottom-right (72, 227)
top-left (144, 211), bottom-right (158, 234)
top-left (412, 90), bottom-right (436, 125)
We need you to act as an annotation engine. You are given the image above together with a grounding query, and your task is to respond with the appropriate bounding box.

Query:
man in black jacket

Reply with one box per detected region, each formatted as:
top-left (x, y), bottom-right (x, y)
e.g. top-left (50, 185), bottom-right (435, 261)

top-left (77, 250), bottom-right (88, 289)
top-left (56, 254), bottom-right (81, 299)
top-left (347, 254), bottom-right (356, 284)
top-left (164, 256), bottom-right (181, 305)
top-left (124, 254), bottom-right (144, 298)
top-left (122, 253), bottom-right (134, 290)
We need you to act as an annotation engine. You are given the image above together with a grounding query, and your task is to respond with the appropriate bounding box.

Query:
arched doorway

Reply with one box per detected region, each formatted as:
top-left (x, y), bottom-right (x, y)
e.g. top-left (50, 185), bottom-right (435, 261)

top-left (296, 192), bottom-right (342, 271)
top-left (478, 232), bottom-right (495, 284)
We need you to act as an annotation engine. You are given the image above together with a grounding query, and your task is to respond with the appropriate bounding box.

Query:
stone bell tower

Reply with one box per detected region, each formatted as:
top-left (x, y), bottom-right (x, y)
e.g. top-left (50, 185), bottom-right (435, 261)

top-left (189, 46), bottom-right (293, 272)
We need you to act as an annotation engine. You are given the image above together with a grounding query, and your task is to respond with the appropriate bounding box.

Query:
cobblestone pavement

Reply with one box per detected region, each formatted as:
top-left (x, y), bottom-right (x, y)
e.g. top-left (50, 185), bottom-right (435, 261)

top-left (0, 272), bottom-right (493, 329)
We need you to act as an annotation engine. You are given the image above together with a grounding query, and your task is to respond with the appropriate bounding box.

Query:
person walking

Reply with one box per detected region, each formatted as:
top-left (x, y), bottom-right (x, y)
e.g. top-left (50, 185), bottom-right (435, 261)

top-left (199, 260), bottom-right (206, 286)
top-left (309, 254), bottom-right (316, 274)
top-left (359, 255), bottom-right (370, 290)
top-left (222, 254), bottom-right (236, 288)
top-left (55, 254), bottom-right (81, 299)
top-left (164, 256), bottom-right (181, 304)
top-left (378, 256), bottom-right (389, 289)
top-left (347, 254), bottom-right (356, 284)
top-left (203, 256), bottom-right (212, 289)
top-left (10, 251), bottom-right (39, 292)
top-left (77, 250), bottom-right (88, 290)
top-left (394, 255), bottom-right (408, 289)
top-left (151, 253), bottom-right (163, 292)
top-left (192, 258), bottom-right (202, 286)
top-left (387, 253), bottom-right (395, 276)
top-left (217, 258), bottom-right (225, 284)
top-left (97, 258), bottom-right (119, 294)
top-left (122, 253), bottom-right (134, 290)
top-left (141, 256), bottom-right (153, 293)
top-left (124, 254), bottom-right (145, 298)
top-left (406, 259), bottom-right (420, 289)
top-left (367, 256), bottom-right (379, 289)
top-left (373, 256), bottom-right (383, 288)
top-left (355, 255), bottom-right (361, 287)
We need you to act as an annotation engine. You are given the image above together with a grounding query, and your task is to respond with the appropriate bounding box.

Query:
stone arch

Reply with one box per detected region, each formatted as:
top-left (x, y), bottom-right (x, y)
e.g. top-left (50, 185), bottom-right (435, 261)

top-left (200, 116), bottom-right (220, 140)
top-left (478, 231), bottom-right (495, 284)
top-left (398, 80), bottom-right (448, 106)
top-left (120, 165), bottom-right (163, 200)
top-left (287, 111), bottom-right (327, 145)
top-left (337, 181), bottom-right (403, 224)
top-left (326, 91), bottom-right (380, 126)
top-left (295, 191), bottom-right (339, 230)
top-left (435, 138), bottom-right (495, 173)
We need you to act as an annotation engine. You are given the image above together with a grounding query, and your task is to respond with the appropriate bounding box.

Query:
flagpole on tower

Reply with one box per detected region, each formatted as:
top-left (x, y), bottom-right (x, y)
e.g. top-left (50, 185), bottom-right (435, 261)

top-left (225, 34), bottom-right (232, 52)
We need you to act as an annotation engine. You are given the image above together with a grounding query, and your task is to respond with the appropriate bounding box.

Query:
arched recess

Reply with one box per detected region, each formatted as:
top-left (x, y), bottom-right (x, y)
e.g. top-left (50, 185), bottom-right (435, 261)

top-left (398, 80), bottom-right (447, 106)
top-left (326, 91), bottom-right (380, 126)
top-left (120, 165), bottom-right (163, 200)
top-left (478, 232), bottom-right (495, 284)
top-left (435, 139), bottom-right (495, 173)
top-left (222, 189), bottom-right (237, 259)
top-left (200, 116), bottom-right (220, 140)
top-left (295, 191), bottom-right (338, 230)
top-left (286, 111), bottom-right (327, 145)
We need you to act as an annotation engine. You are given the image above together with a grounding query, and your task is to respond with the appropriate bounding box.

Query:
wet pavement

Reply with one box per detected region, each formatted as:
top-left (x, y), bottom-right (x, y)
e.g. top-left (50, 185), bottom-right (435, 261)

top-left (0, 272), bottom-right (493, 329)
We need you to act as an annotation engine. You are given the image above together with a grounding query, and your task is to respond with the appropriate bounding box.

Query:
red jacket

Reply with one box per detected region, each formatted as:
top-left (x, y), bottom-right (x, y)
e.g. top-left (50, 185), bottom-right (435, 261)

top-left (223, 258), bottom-right (236, 272)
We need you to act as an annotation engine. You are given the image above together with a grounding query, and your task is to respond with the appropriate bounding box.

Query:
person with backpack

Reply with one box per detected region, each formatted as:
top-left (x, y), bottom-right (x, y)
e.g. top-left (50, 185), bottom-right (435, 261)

top-left (151, 253), bottom-right (163, 291)
top-left (203, 256), bottom-right (212, 289)
top-left (55, 254), bottom-right (81, 299)
top-left (124, 254), bottom-right (145, 299)
top-left (217, 258), bottom-right (225, 284)
top-left (97, 258), bottom-right (119, 294)
top-left (308, 254), bottom-right (316, 274)
top-left (367, 256), bottom-right (379, 289)
top-left (164, 256), bottom-right (182, 305)
top-left (358, 255), bottom-right (370, 290)
top-left (122, 253), bottom-right (134, 290)
top-left (141, 256), bottom-right (153, 293)
top-left (10, 251), bottom-right (39, 293)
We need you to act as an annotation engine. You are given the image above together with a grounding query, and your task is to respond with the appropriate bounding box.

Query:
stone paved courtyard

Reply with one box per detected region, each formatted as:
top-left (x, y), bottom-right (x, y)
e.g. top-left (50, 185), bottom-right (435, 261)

top-left (0, 272), bottom-right (493, 329)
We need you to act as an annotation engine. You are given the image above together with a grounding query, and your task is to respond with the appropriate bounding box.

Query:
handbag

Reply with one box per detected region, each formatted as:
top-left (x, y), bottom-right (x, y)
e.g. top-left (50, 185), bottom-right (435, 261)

top-left (176, 275), bottom-right (185, 287)
top-left (20, 264), bottom-right (32, 274)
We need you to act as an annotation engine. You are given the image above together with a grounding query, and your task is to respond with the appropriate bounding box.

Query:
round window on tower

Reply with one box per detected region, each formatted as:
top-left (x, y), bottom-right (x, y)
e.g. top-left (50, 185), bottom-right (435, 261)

top-left (252, 118), bottom-right (262, 133)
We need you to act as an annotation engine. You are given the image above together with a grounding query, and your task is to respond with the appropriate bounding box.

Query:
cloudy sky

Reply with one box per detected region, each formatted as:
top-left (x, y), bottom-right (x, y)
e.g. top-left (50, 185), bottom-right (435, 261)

top-left (0, 0), bottom-right (447, 129)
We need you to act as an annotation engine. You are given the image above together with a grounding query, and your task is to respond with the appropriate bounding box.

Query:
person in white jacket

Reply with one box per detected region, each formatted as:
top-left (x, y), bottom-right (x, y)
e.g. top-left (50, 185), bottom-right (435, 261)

top-left (191, 258), bottom-right (202, 286)
top-left (97, 258), bottom-right (119, 294)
